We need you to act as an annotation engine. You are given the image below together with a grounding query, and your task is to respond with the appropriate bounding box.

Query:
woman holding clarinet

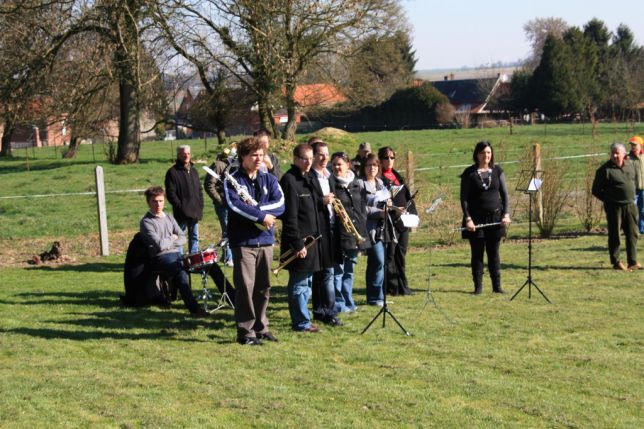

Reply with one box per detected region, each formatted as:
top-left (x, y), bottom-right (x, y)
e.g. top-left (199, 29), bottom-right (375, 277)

top-left (460, 141), bottom-right (511, 295)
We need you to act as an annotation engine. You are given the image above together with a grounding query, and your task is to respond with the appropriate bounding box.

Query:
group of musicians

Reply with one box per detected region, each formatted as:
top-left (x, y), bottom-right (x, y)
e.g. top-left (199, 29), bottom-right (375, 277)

top-left (138, 130), bottom-right (419, 345)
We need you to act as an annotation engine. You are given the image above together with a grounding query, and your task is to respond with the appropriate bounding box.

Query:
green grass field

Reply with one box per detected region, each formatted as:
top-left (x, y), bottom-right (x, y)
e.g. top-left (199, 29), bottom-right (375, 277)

top-left (0, 124), bottom-right (642, 427)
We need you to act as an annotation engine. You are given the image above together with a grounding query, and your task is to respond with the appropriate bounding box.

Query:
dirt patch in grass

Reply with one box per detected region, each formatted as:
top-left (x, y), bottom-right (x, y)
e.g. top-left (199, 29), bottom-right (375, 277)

top-left (0, 230), bottom-right (134, 267)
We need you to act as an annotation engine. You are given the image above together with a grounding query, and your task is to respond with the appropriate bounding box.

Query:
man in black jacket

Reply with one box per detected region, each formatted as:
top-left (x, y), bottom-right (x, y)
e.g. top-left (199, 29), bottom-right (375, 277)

top-left (165, 145), bottom-right (204, 254)
top-left (280, 143), bottom-right (323, 332)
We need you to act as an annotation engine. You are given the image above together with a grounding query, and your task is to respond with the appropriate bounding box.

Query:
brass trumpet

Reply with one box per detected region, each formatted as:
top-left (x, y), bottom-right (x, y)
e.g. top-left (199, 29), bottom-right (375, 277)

top-left (272, 235), bottom-right (322, 276)
top-left (332, 198), bottom-right (366, 244)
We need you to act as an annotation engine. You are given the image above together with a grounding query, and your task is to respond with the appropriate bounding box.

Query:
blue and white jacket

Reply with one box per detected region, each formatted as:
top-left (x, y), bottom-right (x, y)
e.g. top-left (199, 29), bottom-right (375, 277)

top-left (224, 168), bottom-right (285, 247)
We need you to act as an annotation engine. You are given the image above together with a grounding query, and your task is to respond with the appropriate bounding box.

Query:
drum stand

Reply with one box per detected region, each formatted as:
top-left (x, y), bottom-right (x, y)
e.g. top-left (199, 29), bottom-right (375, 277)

top-left (194, 265), bottom-right (216, 313)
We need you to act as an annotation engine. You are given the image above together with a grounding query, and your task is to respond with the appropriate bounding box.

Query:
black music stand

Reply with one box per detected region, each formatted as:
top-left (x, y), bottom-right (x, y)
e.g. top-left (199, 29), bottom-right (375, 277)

top-left (510, 170), bottom-right (551, 303)
top-left (362, 203), bottom-right (411, 336)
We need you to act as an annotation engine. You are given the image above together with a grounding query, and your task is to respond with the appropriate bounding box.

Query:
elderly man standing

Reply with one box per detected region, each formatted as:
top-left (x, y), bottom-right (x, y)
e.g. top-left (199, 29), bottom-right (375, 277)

top-left (165, 145), bottom-right (204, 254)
top-left (627, 135), bottom-right (644, 234)
top-left (592, 142), bottom-right (640, 271)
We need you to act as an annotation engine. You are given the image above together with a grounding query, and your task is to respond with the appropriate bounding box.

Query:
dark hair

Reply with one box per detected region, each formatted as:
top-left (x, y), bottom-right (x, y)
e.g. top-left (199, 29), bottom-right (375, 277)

top-left (144, 186), bottom-right (165, 202)
top-left (238, 137), bottom-right (264, 158)
top-left (472, 141), bottom-right (494, 167)
top-left (331, 151), bottom-right (349, 163)
top-left (361, 153), bottom-right (381, 177)
top-left (253, 128), bottom-right (271, 139)
top-left (307, 136), bottom-right (324, 145)
top-left (310, 141), bottom-right (328, 155)
top-left (293, 143), bottom-right (313, 158)
top-left (378, 146), bottom-right (396, 160)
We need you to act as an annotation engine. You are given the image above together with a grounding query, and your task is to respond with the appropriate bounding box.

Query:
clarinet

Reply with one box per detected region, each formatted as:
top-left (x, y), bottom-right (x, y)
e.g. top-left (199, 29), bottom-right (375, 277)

top-left (223, 171), bottom-right (266, 231)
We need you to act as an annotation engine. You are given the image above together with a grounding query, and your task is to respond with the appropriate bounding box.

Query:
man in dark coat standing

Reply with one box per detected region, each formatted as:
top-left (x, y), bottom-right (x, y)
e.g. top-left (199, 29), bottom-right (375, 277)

top-left (165, 145), bottom-right (204, 254)
top-left (592, 142), bottom-right (640, 271)
top-left (309, 139), bottom-right (343, 327)
top-left (280, 143), bottom-right (323, 332)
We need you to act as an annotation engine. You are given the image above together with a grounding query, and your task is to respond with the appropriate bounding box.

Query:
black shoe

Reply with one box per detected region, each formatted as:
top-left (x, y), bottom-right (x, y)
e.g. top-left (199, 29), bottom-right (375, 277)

top-left (237, 337), bottom-right (263, 346)
top-left (257, 332), bottom-right (278, 342)
top-left (472, 289), bottom-right (482, 295)
top-left (190, 308), bottom-right (210, 318)
top-left (325, 317), bottom-right (344, 327)
top-left (493, 288), bottom-right (507, 294)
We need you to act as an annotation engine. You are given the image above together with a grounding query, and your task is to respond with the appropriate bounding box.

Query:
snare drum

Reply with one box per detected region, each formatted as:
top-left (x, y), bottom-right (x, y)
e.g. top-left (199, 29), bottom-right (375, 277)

top-left (183, 248), bottom-right (218, 271)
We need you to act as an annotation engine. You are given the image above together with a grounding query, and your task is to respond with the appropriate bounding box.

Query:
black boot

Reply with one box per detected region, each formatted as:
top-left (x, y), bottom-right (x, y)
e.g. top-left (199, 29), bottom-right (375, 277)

top-left (472, 274), bottom-right (483, 295)
top-left (491, 276), bottom-right (506, 294)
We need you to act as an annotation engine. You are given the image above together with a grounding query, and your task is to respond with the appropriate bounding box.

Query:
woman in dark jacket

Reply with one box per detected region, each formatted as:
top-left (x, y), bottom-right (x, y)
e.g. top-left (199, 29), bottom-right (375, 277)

top-left (331, 151), bottom-right (370, 312)
top-left (378, 146), bottom-right (417, 296)
top-left (460, 141), bottom-right (511, 295)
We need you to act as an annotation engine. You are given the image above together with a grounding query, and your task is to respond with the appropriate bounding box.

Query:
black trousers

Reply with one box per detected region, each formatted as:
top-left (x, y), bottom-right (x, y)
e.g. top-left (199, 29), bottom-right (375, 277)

top-left (468, 236), bottom-right (501, 289)
top-left (386, 229), bottom-right (411, 295)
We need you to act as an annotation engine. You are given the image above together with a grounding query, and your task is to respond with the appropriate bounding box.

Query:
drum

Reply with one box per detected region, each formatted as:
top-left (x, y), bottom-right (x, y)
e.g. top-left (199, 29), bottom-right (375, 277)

top-left (183, 248), bottom-right (218, 271)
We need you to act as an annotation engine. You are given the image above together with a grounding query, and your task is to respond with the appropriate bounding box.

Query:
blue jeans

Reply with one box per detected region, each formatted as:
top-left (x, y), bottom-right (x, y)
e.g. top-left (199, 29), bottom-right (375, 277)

top-left (334, 249), bottom-right (358, 312)
top-left (636, 190), bottom-right (644, 233)
top-left (151, 252), bottom-right (198, 312)
top-left (178, 219), bottom-right (199, 254)
top-left (214, 204), bottom-right (233, 263)
top-left (366, 241), bottom-right (385, 304)
top-left (287, 271), bottom-right (313, 331)
top-left (312, 267), bottom-right (337, 321)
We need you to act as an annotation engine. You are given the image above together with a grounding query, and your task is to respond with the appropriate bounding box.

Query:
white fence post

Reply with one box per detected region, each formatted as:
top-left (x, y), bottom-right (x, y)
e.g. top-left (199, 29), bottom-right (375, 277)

top-left (95, 166), bottom-right (109, 256)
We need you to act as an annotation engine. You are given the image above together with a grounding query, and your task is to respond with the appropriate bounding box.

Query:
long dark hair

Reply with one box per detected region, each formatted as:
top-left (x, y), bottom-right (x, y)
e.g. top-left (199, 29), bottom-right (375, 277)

top-left (472, 141), bottom-right (495, 168)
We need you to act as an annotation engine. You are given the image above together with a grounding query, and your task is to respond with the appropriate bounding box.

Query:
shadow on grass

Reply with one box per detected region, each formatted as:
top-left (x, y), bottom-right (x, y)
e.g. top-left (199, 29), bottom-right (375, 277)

top-left (1, 306), bottom-right (234, 341)
top-left (436, 262), bottom-right (609, 271)
top-left (9, 290), bottom-right (121, 308)
top-left (26, 262), bottom-right (124, 273)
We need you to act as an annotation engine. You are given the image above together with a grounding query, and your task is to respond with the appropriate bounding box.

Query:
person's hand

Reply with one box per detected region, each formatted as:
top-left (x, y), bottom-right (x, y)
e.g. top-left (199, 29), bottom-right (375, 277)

top-left (171, 234), bottom-right (178, 240)
top-left (501, 214), bottom-right (511, 226)
top-left (297, 247), bottom-right (307, 259)
top-left (466, 218), bottom-right (476, 232)
top-left (263, 214), bottom-right (276, 229)
top-left (323, 193), bottom-right (335, 205)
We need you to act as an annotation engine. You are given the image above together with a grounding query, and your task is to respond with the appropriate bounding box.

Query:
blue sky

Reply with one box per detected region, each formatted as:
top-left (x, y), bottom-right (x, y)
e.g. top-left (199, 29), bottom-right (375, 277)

top-left (403, 0), bottom-right (643, 70)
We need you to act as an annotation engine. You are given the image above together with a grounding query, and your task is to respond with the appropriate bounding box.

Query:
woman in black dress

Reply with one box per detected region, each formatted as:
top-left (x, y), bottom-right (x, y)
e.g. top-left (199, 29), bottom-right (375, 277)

top-left (378, 146), bottom-right (417, 296)
top-left (460, 141), bottom-right (511, 295)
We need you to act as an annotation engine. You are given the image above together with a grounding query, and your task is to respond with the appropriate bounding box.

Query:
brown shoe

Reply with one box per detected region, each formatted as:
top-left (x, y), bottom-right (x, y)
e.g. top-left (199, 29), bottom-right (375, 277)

top-left (302, 324), bottom-right (320, 333)
top-left (628, 262), bottom-right (642, 270)
top-left (613, 262), bottom-right (632, 272)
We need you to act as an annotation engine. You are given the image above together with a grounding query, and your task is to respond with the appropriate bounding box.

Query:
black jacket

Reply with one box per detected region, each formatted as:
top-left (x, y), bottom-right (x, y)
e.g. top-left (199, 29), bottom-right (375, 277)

top-left (311, 171), bottom-right (337, 268)
top-left (165, 161), bottom-right (204, 223)
top-left (280, 166), bottom-right (323, 272)
top-left (381, 169), bottom-right (417, 234)
top-left (332, 174), bottom-right (371, 252)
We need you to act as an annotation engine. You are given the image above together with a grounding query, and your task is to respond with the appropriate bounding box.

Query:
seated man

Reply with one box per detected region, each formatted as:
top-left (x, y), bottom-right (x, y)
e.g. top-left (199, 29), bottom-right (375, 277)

top-left (139, 186), bottom-right (208, 317)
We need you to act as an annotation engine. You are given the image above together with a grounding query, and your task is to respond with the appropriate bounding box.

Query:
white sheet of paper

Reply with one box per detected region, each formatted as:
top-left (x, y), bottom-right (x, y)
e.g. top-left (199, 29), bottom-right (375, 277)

top-left (401, 214), bottom-right (420, 228)
top-left (374, 188), bottom-right (391, 203)
top-left (528, 178), bottom-right (543, 191)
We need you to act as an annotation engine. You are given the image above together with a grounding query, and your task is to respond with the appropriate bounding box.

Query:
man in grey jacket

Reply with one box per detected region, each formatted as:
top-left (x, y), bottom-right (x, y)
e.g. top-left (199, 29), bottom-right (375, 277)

top-left (140, 186), bottom-right (207, 316)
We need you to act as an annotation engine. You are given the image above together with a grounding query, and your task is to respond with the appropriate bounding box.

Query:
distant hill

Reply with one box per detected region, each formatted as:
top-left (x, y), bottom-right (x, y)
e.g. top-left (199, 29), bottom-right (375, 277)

top-left (415, 65), bottom-right (521, 82)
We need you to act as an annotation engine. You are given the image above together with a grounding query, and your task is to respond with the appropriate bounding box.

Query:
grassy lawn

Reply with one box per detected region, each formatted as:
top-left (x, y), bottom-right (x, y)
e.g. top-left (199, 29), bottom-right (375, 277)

top-left (0, 235), bottom-right (642, 427)
top-left (0, 124), bottom-right (642, 427)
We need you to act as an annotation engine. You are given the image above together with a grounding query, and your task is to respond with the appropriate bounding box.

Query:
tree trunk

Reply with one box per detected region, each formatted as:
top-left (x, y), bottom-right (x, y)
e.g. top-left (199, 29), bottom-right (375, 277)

top-left (115, 77), bottom-right (140, 164)
top-left (282, 83), bottom-right (298, 141)
top-left (0, 118), bottom-right (14, 158)
top-left (216, 129), bottom-right (226, 146)
top-left (63, 136), bottom-right (80, 159)
top-left (257, 99), bottom-right (277, 138)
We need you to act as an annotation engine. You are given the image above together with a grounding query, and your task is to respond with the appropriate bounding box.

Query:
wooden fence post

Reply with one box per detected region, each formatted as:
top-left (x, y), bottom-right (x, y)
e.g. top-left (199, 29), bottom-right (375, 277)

top-left (95, 166), bottom-right (109, 256)
top-left (533, 144), bottom-right (543, 224)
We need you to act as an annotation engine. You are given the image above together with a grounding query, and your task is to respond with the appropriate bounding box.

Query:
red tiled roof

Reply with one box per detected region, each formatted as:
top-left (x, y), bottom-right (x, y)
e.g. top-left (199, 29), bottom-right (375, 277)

top-left (293, 84), bottom-right (347, 108)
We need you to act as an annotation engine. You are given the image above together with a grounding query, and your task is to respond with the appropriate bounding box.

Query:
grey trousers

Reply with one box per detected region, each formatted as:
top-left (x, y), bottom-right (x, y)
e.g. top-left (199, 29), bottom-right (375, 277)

top-left (232, 246), bottom-right (273, 339)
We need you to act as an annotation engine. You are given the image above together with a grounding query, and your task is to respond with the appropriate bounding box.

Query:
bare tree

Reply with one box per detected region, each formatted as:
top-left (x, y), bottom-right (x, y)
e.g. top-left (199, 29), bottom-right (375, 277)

top-left (158, 0), bottom-right (407, 141)
top-left (523, 17), bottom-right (569, 70)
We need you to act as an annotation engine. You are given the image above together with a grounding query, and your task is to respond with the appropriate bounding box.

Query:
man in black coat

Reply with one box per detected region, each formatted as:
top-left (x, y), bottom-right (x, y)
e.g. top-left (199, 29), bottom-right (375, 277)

top-left (309, 139), bottom-right (343, 327)
top-left (280, 143), bottom-right (323, 332)
top-left (165, 145), bottom-right (204, 254)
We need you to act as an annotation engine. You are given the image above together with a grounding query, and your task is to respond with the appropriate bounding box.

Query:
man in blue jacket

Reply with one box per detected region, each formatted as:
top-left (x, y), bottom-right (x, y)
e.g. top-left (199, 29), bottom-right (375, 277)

top-left (224, 137), bottom-right (285, 345)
